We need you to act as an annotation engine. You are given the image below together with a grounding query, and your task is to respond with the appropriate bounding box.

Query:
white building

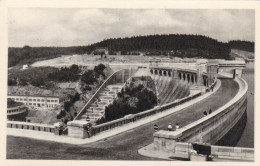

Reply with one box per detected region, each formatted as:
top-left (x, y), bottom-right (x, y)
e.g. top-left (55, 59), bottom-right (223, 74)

top-left (22, 64), bottom-right (29, 70)
top-left (7, 95), bottom-right (68, 108)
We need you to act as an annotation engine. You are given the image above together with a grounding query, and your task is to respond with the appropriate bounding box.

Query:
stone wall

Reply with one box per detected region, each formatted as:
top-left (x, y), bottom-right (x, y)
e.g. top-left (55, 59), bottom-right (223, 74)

top-left (211, 145), bottom-right (254, 161)
top-left (152, 141), bottom-right (254, 161)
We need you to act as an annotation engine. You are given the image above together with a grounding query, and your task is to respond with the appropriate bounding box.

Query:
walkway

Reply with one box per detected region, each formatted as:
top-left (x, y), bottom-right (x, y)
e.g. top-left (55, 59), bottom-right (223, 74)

top-left (7, 78), bottom-right (239, 159)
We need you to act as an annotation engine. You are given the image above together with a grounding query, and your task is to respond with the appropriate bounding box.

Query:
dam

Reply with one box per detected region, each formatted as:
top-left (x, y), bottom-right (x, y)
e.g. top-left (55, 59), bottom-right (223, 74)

top-left (6, 61), bottom-right (253, 161)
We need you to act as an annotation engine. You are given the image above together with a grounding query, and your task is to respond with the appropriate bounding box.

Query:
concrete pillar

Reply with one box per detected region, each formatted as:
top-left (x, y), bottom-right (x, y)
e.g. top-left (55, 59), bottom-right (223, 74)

top-left (235, 69), bottom-right (242, 78)
top-left (197, 64), bottom-right (204, 86)
top-left (54, 122), bottom-right (63, 135)
top-left (67, 120), bottom-right (92, 139)
top-left (153, 130), bottom-right (182, 153)
top-left (122, 70), bottom-right (125, 83)
top-left (173, 70), bottom-right (179, 80)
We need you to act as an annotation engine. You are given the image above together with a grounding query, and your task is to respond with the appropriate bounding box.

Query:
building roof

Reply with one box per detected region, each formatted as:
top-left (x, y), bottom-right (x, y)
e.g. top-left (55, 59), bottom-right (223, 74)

top-left (7, 99), bottom-right (24, 108)
top-left (7, 94), bottom-right (64, 99)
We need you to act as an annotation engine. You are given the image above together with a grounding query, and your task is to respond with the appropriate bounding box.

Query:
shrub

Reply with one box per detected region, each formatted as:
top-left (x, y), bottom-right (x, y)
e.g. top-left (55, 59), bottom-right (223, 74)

top-left (101, 84), bottom-right (157, 123)
top-left (81, 70), bottom-right (96, 85)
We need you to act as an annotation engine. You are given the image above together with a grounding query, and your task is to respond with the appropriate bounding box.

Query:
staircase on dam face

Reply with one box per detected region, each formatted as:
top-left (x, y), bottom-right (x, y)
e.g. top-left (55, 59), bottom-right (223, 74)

top-left (79, 84), bottom-right (123, 122)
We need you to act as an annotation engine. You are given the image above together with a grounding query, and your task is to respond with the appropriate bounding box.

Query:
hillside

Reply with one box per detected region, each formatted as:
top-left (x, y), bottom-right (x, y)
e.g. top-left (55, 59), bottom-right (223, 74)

top-left (8, 34), bottom-right (234, 67)
top-left (228, 40), bottom-right (254, 53)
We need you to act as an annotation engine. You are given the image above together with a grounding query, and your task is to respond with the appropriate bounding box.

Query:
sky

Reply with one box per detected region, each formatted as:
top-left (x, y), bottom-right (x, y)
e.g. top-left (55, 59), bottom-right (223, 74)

top-left (8, 8), bottom-right (255, 47)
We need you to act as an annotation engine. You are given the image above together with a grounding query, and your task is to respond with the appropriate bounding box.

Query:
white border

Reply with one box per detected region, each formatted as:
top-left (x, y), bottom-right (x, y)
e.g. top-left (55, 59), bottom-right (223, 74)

top-left (0, 0), bottom-right (259, 166)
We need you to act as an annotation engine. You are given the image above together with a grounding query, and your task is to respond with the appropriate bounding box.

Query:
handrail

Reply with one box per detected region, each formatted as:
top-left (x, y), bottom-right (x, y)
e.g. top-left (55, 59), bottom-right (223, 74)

top-left (150, 67), bottom-right (197, 74)
top-left (74, 69), bottom-right (127, 120)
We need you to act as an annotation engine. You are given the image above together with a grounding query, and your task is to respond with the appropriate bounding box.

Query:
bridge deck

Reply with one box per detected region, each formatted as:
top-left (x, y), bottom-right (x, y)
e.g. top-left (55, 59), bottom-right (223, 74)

top-left (7, 79), bottom-right (239, 160)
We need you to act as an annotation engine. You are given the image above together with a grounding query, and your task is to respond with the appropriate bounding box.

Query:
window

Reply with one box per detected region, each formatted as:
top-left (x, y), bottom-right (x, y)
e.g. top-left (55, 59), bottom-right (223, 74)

top-left (33, 103), bottom-right (36, 105)
top-left (20, 98), bottom-right (23, 101)
top-left (24, 98), bottom-right (27, 101)
top-left (29, 99), bottom-right (32, 101)
top-left (29, 103), bottom-right (32, 105)
top-left (47, 100), bottom-right (50, 102)
top-left (37, 99), bottom-right (40, 102)
top-left (33, 99), bottom-right (36, 101)
top-left (16, 98), bottom-right (19, 101)
top-left (55, 100), bottom-right (58, 103)
top-left (41, 99), bottom-right (45, 102)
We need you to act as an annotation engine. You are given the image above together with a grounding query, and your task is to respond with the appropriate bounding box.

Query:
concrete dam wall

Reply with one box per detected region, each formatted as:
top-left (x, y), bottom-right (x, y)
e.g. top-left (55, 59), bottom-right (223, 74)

top-left (152, 77), bottom-right (248, 155)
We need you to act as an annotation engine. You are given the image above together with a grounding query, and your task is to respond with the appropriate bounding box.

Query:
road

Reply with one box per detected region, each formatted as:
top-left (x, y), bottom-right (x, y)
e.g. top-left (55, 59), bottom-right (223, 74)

top-left (7, 79), bottom-right (239, 160)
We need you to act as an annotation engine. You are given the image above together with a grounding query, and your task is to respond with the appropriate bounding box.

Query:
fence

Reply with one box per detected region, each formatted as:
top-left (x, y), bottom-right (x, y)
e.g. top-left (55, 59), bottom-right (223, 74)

top-left (7, 121), bottom-right (54, 133)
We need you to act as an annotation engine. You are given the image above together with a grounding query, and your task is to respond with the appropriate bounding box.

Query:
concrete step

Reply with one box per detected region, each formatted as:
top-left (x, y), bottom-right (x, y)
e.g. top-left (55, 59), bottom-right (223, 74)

top-left (99, 99), bottom-right (113, 103)
top-left (100, 96), bottom-right (114, 100)
top-left (84, 113), bottom-right (103, 117)
top-left (97, 102), bottom-right (109, 105)
top-left (86, 108), bottom-right (105, 113)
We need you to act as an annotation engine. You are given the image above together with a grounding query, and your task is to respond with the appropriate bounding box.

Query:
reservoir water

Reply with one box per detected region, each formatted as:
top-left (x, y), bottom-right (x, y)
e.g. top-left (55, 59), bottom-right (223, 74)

top-left (236, 62), bottom-right (254, 148)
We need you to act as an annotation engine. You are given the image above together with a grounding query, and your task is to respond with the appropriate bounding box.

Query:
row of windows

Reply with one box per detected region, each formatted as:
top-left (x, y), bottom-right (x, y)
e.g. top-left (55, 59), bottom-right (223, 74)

top-left (25, 103), bottom-right (58, 108)
top-left (7, 108), bottom-right (25, 113)
top-left (9, 97), bottom-right (59, 103)
top-left (7, 109), bottom-right (19, 113)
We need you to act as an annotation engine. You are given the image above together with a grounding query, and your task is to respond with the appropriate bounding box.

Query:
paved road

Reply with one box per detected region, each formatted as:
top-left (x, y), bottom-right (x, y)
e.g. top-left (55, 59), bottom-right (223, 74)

top-left (7, 79), bottom-right (239, 160)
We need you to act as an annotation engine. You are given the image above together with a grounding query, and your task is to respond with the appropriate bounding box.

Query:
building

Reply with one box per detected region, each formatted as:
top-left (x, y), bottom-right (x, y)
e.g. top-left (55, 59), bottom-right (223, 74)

top-left (22, 64), bottom-right (29, 70)
top-left (7, 95), bottom-right (68, 109)
top-left (7, 99), bottom-right (27, 115)
top-left (7, 99), bottom-right (28, 121)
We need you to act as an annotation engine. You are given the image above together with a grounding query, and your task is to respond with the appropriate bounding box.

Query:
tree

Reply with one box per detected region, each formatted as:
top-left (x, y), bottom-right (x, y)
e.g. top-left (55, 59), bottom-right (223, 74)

top-left (81, 70), bottom-right (96, 85)
top-left (31, 78), bottom-right (45, 87)
top-left (8, 79), bottom-right (16, 86)
top-left (101, 82), bottom-right (157, 123)
top-left (70, 64), bottom-right (79, 73)
top-left (94, 63), bottom-right (106, 78)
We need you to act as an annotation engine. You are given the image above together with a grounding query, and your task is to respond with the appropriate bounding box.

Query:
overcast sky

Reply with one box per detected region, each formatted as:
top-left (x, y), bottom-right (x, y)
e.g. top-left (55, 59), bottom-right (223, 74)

top-left (8, 8), bottom-right (255, 47)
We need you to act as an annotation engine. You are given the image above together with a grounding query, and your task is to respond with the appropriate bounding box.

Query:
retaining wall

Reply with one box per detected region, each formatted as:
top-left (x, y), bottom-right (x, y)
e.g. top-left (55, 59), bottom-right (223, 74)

top-left (167, 142), bottom-right (254, 161)
top-left (211, 145), bottom-right (254, 161)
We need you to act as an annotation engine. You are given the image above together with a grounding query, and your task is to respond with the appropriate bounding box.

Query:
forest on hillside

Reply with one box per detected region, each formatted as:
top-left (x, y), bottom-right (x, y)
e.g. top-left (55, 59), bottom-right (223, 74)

top-left (8, 34), bottom-right (254, 67)
top-left (228, 40), bottom-right (254, 52)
